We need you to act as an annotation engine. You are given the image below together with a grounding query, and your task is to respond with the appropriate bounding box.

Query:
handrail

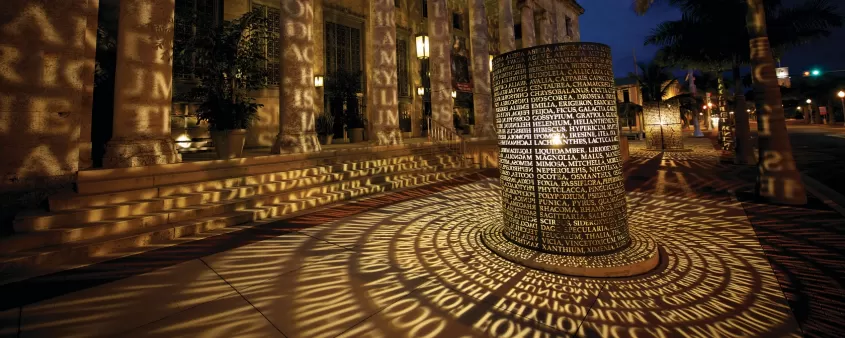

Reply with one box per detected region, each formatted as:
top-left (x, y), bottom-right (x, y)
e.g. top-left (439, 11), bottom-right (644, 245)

top-left (426, 117), bottom-right (471, 168)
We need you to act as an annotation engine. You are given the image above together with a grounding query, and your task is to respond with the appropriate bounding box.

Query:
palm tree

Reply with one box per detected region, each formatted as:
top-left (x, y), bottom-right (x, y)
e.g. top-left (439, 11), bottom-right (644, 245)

top-left (632, 62), bottom-right (678, 103)
top-left (635, 0), bottom-right (842, 204)
top-left (646, 0), bottom-right (841, 167)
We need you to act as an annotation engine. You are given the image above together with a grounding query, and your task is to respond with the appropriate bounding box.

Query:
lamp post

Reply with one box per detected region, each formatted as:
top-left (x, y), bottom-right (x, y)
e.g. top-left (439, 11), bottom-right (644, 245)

top-left (806, 98), bottom-right (814, 124)
top-left (416, 33), bottom-right (430, 134)
top-left (838, 90), bottom-right (845, 126)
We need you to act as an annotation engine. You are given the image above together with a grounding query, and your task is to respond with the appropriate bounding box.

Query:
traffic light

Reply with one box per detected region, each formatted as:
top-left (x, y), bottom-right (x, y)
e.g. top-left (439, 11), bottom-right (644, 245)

top-left (811, 69), bottom-right (821, 76)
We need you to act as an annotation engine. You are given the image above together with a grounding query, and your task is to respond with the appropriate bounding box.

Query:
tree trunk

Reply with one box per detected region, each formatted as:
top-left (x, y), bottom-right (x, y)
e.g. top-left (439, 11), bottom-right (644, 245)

top-left (746, 0), bottom-right (807, 204)
top-left (733, 66), bottom-right (752, 164)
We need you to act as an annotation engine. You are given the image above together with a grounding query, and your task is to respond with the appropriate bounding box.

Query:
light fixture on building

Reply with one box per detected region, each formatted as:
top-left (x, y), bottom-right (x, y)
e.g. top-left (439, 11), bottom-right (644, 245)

top-left (707, 102), bottom-right (713, 108)
top-left (451, 90), bottom-right (457, 98)
top-left (489, 55), bottom-right (494, 70)
top-left (417, 87), bottom-right (425, 96)
top-left (314, 75), bottom-right (324, 87)
top-left (415, 34), bottom-right (429, 59)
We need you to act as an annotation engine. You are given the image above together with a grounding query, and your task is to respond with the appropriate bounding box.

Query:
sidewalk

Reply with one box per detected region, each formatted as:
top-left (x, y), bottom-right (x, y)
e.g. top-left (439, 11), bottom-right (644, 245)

top-left (0, 138), bottom-right (842, 337)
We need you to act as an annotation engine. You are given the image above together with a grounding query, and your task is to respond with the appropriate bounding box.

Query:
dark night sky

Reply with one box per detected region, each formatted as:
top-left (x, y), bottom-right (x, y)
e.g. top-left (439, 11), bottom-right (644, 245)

top-left (579, 0), bottom-right (845, 79)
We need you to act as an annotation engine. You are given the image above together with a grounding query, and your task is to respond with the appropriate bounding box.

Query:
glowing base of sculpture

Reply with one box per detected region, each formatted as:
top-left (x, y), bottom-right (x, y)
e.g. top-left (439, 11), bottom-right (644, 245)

top-left (482, 222), bottom-right (660, 277)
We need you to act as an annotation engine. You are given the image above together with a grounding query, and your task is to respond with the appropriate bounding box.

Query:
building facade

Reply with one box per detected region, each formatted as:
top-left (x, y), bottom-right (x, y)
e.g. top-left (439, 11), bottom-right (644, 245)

top-left (0, 0), bottom-right (582, 193)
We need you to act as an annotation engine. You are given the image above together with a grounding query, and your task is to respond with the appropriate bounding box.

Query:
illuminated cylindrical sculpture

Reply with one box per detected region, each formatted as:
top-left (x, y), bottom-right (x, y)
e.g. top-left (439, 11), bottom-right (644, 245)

top-left (484, 42), bottom-right (659, 277)
top-left (643, 101), bottom-right (685, 151)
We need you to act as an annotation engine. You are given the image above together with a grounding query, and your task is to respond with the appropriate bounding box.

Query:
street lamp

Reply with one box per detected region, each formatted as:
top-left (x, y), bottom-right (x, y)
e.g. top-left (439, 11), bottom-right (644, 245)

top-left (415, 34), bottom-right (429, 59)
top-left (806, 99), bottom-right (814, 124)
top-left (838, 90), bottom-right (845, 126)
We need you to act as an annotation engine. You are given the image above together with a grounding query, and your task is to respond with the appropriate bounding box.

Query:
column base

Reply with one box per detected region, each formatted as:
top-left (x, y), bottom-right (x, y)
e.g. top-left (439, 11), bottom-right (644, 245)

top-left (373, 127), bottom-right (404, 146)
top-left (482, 222), bottom-right (660, 278)
top-left (103, 137), bottom-right (181, 168)
top-left (271, 132), bottom-right (322, 154)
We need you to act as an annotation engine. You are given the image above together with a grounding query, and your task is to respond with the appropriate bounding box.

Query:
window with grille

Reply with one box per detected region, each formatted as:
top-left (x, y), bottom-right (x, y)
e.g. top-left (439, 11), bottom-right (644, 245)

top-left (325, 22), bottom-right (362, 75)
top-left (253, 4), bottom-right (281, 85)
top-left (397, 39), bottom-right (410, 97)
top-left (174, 0), bottom-right (216, 80)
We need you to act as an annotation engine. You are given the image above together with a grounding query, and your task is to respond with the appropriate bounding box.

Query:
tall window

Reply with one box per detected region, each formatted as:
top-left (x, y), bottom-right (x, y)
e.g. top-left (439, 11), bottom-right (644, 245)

top-left (452, 12), bottom-right (462, 30)
top-left (174, 0), bottom-right (216, 79)
top-left (325, 22), bottom-right (362, 75)
top-left (514, 24), bottom-right (522, 39)
top-left (623, 89), bottom-right (630, 103)
top-left (565, 16), bottom-right (573, 37)
top-left (253, 4), bottom-right (281, 85)
top-left (422, 0), bottom-right (428, 18)
top-left (397, 39), bottom-right (410, 97)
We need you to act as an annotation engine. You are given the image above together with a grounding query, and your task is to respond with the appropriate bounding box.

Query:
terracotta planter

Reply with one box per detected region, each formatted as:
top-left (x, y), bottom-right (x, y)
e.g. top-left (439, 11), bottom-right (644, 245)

top-left (348, 128), bottom-right (365, 143)
top-left (211, 129), bottom-right (247, 159)
top-left (318, 134), bottom-right (334, 145)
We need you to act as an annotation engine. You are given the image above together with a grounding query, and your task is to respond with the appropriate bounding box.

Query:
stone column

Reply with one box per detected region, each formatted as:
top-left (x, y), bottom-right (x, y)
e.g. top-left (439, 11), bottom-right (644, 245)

top-left (468, 0), bottom-right (494, 138)
top-left (313, 0), bottom-right (325, 121)
top-left (104, 0), bottom-right (181, 168)
top-left (428, 0), bottom-right (454, 129)
top-left (519, 1), bottom-right (536, 48)
top-left (498, 0), bottom-right (515, 53)
top-left (537, 11), bottom-right (552, 45)
top-left (554, 0), bottom-right (567, 42)
top-left (272, 0), bottom-right (321, 154)
top-left (367, 0), bottom-right (402, 145)
top-left (79, 0), bottom-right (99, 170)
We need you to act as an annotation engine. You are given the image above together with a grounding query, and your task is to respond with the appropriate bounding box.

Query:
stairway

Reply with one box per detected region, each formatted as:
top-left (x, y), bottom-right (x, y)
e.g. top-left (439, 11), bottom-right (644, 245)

top-left (0, 144), bottom-right (476, 284)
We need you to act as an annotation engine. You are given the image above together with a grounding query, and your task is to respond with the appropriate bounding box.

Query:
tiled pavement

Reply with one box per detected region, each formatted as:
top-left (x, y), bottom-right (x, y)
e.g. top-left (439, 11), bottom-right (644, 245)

top-left (0, 137), bottom-right (842, 337)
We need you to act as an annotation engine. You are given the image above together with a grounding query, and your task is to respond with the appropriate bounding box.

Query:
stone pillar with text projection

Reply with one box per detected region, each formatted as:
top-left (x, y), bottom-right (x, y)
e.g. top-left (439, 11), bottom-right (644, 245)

top-left (367, 0), bottom-right (402, 145)
top-left (498, 0), bottom-right (516, 53)
top-left (468, 0), bottom-right (495, 138)
top-left (272, 0), bottom-right (321, 154)
top-left (427, 0), bottom-right (454, 128)
top-left (554, 0), bottom-right (567, 42)
top-left (484, 42), bottom-right (659, 277)
top-left (537, 12), bottom-right (553, 45)
top-left (643, 101), bottom-right (686, 151)
top-left (104, 0), bottom-right (181, 167)
top-left (519, 1), bottom-right (536, 48)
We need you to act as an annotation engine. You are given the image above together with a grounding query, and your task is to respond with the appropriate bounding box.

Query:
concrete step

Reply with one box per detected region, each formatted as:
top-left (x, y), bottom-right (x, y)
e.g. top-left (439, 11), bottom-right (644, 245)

top-left (47, 153), bottom-right (431, 212)
top-left (29, 155), bottom-right (430, 230)
top-left (73, 144), bottom-right (447, 195)
top-left (3, 157), bottom-right (460, 254)
top-left (0, 166), bottom-right (476, 285)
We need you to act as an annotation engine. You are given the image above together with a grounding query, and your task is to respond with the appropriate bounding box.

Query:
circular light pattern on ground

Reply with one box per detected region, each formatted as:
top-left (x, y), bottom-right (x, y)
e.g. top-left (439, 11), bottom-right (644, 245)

top-left (271, 180), bottom-right (800, 337)
top-left (482, 222), bottom-right (659, 277)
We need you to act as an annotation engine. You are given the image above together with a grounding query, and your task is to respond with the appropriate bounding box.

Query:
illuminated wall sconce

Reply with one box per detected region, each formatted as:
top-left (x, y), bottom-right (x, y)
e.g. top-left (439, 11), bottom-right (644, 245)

top-left (314, 75), bottom-right (324, 87)
top-left (417, 87), bottom-right (425, 96)
top-left (415, 33), bottom-right (429, 59)
top-left (175, 134), bottom-right (192, 149)
top-left (451, 90), bottom-right (457, 98)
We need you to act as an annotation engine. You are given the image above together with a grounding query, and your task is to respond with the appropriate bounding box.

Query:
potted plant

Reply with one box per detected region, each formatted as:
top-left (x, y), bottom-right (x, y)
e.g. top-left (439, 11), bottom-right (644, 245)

top-left (177, 11), bottom-right (269, 159)
top-left (316, 114), bottom-right (334, 145)
top-left (346, 111), bottom-right (366, 143)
